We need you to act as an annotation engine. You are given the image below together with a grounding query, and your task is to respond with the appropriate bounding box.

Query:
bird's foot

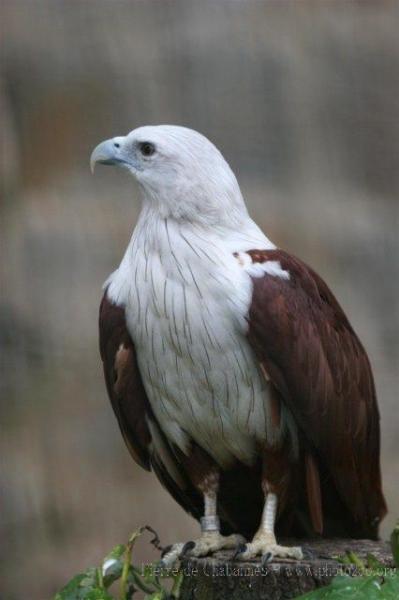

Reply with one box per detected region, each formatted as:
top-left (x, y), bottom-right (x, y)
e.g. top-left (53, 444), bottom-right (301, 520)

top-left (234, 532), bottom-right (303, 564)
top-left (160, 531), bottom-right (245, 567)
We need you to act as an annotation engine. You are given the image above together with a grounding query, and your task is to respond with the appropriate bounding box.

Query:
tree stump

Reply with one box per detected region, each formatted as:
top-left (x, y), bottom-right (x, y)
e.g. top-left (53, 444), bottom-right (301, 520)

top-left (179, 539), bottom-right (393, 599)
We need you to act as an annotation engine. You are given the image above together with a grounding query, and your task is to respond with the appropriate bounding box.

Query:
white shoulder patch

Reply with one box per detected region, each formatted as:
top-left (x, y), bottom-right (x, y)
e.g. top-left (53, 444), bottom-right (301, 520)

top-left (235, 253), bottom-right (290, 280)
top-left (259, 259), bottom-right (290, 280)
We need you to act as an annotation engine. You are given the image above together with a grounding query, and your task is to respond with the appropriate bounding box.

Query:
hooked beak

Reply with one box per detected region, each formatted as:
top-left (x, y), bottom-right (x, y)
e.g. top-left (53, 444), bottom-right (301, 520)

top-left (90, 137), bottom-right (127, 173)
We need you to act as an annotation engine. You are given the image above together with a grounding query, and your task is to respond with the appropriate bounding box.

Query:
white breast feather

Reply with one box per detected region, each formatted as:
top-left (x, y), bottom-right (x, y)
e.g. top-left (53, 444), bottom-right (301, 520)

top-left (106, 211), bottom-right (297, 467)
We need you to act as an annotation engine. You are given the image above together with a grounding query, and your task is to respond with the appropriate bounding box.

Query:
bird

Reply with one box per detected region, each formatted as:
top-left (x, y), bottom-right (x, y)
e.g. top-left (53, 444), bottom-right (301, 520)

top-left (90, 125), bottom-right (387, 565)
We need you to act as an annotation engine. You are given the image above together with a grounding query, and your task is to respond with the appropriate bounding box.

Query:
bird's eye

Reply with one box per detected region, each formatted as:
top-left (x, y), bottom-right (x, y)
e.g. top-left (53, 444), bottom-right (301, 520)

top-left (139, 142), bottom-right (155, 157)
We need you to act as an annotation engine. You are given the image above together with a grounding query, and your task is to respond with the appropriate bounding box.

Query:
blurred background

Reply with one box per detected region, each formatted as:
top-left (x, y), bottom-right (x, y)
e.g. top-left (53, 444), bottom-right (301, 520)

top-left (1, 1), bottom-right (398, 598)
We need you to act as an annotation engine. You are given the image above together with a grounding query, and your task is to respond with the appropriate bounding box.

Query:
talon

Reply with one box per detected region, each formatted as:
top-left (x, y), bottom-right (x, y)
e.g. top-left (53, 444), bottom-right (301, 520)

top-left (261, 551), bottom-right (273, 566)
top-left (233, 543), bottom-right (247, 560)
top-left (292, 547), bottom-right (304, 560)
top-left (180, 541), bottom-right (195, 557)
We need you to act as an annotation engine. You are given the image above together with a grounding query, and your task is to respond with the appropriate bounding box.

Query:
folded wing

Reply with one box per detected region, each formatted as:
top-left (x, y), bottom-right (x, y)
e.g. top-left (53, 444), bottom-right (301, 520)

top-left (246, 249), bottom-right (386, 538)
top-left (99, 292), bottom-right (202, 521)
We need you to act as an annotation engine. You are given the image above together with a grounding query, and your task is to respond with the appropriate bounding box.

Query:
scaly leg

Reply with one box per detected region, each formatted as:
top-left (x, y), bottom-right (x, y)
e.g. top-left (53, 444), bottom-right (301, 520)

top-left (161, 472), bottom-right (245, 566)
top-left (235, 491), bottom-right (303, 563)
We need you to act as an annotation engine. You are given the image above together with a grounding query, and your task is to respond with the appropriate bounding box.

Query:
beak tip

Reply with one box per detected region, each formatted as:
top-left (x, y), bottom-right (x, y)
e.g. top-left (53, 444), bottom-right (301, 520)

top-left (90, 138), bottom-right (121, 174)
top-left (90, 145), bottom-right (102, 174)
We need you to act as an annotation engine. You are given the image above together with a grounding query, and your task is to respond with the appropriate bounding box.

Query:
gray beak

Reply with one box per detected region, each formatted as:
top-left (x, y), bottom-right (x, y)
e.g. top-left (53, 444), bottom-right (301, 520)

top-left (90, 138), bottom-right (126, 173)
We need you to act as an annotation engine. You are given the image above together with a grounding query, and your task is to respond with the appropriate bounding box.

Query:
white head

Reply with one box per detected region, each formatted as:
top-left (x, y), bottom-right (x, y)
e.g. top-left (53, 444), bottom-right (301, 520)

top-left (90, 125), bottom-right (248, 225)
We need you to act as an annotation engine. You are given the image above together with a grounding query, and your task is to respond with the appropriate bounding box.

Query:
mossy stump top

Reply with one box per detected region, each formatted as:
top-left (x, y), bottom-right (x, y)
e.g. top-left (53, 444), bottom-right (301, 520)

top-left (179, 539), bottom-right (393, 600)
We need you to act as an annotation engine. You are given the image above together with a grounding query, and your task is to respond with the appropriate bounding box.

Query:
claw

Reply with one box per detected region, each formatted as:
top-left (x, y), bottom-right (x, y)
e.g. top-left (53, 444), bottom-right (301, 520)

top-left (180, 541), bottom-right (195, 557)
top-left (261, 551), bottom-right (273, 566)
top-left (233, 543), bottom-right (247, 560)
top-left (234, 535), bottom-right (303, 562)
top-left (160, 532), bottom-right (244, 566)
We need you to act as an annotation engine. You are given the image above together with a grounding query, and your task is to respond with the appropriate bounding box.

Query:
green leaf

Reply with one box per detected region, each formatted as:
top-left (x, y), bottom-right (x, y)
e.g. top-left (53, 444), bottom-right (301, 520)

top-left (170, 570), bottom-right (183, 598)
top-left (101, 545), bottom-right (126, 588)
top-left (335, 554), bottom-right (352, 566)
top-left (54, 568), bottom-right (116, 600)
top-left (390, 521), bottom-right (399, 567)
top-left (128, 566), bottom-right (157, 594)
top-left (295, 573), bottom-right (399, 600)
top-left (143, 592), bottom-right (166, 600)
top-left (296, 575), bottom-right (370, 599)
top-left (366, 553), bottom-right (386, 571)
top-left (54, 573), bottom-right (87, 600)
top-left (84, 589), bottom-right (114, 600)
top-left (54, 568), bottom-right (99, 600)
top-left (347, 577), bottom-right (383, 600)
top-left (104, 544), bottom-right (126, 563)
top-left (382, 576), bottom-right (399, 599)
top-left (344, 551), bottom-right (366, 573)
top-left (142, 563), bottom-right (162, 587)
top-left (120, 529), bottom-right (146, 599)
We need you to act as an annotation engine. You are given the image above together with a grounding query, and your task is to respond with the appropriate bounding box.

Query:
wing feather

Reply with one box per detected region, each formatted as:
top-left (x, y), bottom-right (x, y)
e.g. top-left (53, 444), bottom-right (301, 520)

top-left (99, 291), bottom-right (202, 519)
top-left (99, 292), bottom-right (151, 470)
top-left (246, 249), bottom-right (386, 537)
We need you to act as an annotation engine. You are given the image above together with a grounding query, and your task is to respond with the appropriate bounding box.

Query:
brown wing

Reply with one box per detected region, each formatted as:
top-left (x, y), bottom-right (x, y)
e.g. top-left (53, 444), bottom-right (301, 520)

top-left (99, 291), bottom-right (151, 470)
top-left (246, 249), bottom-right (387, 538)
top-left (99, 291), bottom-right (202, 520)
